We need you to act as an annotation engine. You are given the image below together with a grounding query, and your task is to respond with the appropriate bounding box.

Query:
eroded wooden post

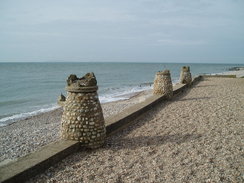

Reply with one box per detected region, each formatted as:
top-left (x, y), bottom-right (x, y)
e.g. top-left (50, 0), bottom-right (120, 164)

top-left (57, 93), bottom-right (66, 107)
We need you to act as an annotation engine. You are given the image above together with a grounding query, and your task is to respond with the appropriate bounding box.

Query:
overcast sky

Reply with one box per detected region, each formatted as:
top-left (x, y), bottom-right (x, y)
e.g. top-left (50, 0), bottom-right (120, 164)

top-left (0, 0), bottom-right (244, 63)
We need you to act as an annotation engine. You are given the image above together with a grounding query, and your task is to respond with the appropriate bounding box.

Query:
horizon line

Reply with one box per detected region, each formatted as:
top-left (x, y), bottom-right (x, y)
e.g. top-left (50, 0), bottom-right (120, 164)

top-left (0, 61), bottom-right (243, 65)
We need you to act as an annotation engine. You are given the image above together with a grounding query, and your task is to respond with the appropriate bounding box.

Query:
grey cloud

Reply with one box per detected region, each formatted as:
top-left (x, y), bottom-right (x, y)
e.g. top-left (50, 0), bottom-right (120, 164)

top-left (0, 0), bottom-right (243, 63)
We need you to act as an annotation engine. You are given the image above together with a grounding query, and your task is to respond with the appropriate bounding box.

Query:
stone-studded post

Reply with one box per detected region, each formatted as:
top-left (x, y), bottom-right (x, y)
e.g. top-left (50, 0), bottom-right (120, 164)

top-left (61, 73), bottom-right (106, 148)
top-left (179, 66), bottom-right (192, 85)
top-left (153, 70), bottom-right (173, 98)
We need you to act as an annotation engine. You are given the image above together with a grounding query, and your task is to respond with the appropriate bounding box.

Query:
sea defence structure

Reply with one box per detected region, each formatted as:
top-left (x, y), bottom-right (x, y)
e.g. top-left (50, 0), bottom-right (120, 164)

top-left (180, 66), bottom-right (192, 85)
top-left (153, 70), bottom-right (173, 98)
top-left (60, 73), bottom-right (106, 148)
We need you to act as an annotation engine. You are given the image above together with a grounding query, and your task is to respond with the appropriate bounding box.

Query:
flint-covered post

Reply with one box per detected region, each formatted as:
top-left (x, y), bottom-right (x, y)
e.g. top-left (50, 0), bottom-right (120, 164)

top-left (61, 73), bottom-right (106, 148)
top-left (180, 66), bottom-right (192, 85)
top-left (153, 70), bottom-right (173, 98)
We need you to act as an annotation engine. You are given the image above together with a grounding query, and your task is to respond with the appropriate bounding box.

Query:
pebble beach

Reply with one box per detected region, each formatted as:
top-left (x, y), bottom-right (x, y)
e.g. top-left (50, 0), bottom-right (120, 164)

top-left (2, 1), bottom-right (244, 181)
top-left (1, 74), bottom-right (244, 182)
top-left (0, 90), bottom-right (153, 164)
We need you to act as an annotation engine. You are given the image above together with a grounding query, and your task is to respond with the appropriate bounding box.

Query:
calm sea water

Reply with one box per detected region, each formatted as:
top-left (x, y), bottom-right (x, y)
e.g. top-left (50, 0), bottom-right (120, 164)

top-left (0, 62), bottom-right (243, 126)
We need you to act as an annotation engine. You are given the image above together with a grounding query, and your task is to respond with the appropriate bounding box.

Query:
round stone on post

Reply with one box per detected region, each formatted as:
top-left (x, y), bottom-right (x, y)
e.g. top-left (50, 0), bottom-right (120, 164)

top-left (153, 70), bottom-right (173, 98)
top-left (61, 73), bottom-right (106, 148)
top-left (180, 66), bottom-right (192, 85)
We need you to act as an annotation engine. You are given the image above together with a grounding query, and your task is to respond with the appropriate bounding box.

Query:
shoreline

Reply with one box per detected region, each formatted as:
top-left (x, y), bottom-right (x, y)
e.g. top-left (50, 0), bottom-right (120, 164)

top-left (1, 68), bottom-right (243, 164)
top-left (0, 88), bottom-right (153, 163)
top-left (1, 66), bottom-right (243, 127)
top-left (213, 67), bottom-right (244, 78)
top-left (0, 88), bottom-right (152, 128)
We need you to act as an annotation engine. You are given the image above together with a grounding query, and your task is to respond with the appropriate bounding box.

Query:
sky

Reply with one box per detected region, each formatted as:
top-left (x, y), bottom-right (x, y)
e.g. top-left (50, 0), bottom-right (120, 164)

top-left (0, 0), bottom-right (244, 63)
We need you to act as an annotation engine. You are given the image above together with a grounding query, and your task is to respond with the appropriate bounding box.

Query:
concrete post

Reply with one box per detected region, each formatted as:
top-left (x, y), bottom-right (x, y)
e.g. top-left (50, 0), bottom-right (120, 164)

top-left (61, 73), bottom-right (106, 148)
top-left (153, 70), bottom-right (173, 98)
top-left (180, 66), bottom-right (192, 85)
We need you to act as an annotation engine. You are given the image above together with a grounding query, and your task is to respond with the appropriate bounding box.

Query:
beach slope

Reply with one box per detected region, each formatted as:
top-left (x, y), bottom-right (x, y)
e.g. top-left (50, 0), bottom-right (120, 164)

top-left (27, 77), bottom-right (244, 182)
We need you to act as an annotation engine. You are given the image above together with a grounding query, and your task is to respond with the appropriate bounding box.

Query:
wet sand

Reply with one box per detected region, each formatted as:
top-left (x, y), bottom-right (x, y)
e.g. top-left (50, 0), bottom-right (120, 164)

top-left (26, 77), bottom-right (244, 183)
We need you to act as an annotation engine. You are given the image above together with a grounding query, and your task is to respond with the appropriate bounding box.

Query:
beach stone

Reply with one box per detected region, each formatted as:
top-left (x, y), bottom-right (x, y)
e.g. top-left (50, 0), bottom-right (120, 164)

top-left (180, 66), bottom-right (192, 85)
top-left (61, 72), bottom-right (106, 148)
top-left (153, 70), bottom-right (173, 98)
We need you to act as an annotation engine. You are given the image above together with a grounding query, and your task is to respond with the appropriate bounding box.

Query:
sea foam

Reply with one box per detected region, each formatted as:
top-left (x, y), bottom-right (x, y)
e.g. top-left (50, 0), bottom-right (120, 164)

top-left (0, 105), bottom-right (59, 127)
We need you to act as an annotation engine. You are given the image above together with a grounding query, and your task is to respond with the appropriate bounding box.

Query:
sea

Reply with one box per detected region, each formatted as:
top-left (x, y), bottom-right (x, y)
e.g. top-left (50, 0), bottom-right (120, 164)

top-left (0, 62), bottom-right (243, 127)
